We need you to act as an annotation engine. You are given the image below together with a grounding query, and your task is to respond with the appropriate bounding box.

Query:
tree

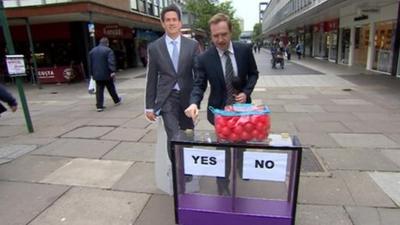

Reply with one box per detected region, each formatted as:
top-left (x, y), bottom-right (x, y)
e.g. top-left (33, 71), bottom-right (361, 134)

top-left (186, 0), bottom-right (242, 40)
top-left (252, 23), bottom-right (262, 44)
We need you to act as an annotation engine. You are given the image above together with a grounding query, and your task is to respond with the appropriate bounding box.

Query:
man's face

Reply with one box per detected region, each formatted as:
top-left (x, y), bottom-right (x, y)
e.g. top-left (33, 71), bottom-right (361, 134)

top-left (162, 11), bottom-right (182, 37)
top-left (210, 21), bottom-right (232, 50)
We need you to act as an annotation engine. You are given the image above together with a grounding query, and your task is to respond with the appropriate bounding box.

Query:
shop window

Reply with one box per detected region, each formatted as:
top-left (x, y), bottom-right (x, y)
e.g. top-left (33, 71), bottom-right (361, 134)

top-left (138, 0), bottom-right (146, 13)
top-left (373, 20), bottom-right (396, 73)
top-left (147, 0), bottom-right (154, 16)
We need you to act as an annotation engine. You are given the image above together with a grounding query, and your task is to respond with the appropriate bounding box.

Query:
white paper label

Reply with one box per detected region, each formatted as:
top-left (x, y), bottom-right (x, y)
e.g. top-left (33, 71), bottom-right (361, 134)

top-left (183, 148), bottom-right (225, 177)
top-left (6, 55), bottom-right (26, 75)
top-left (243, 152), bottom-right (288, 182)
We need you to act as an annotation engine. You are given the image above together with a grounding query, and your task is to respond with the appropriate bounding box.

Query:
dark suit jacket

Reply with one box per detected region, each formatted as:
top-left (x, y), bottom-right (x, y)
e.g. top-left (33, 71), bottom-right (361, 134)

top-left (190, 42), bottom-right (259, 124)
top-left (89, 43), bottom-right (116, 81)
top-left (145, 35), bottom-right (199, 114)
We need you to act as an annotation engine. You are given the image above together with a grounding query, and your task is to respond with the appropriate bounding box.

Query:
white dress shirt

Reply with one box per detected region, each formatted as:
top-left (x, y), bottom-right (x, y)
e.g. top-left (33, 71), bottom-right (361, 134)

top-left (216, 41), bottom-right (238, 78)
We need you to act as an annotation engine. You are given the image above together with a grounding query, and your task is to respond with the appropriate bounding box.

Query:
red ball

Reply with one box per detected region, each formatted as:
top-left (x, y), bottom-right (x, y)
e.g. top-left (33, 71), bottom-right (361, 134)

top-left (227, 117), bottom-right (239, 128)
top-left (229, 133), bottom-right (240, 142)
top-left (215, 116), bottom-right (227, 126)
top-left (243, 122), bottom-right (255, 132)
top-left (233, 126), bottom-right (244, 135)
top-left (240, 131), bottom-right (252, 141)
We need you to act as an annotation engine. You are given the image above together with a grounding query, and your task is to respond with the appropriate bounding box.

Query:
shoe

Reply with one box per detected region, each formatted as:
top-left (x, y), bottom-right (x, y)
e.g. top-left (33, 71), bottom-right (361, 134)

top-left (97, 107), bottom-right (105, 112)
top-left (115, 97), bottom-right (122, 106)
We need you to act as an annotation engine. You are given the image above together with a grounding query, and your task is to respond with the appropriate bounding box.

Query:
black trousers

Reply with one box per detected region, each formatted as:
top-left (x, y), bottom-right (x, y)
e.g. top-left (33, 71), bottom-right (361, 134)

top-left (95, 79), bottom-right (120, 108)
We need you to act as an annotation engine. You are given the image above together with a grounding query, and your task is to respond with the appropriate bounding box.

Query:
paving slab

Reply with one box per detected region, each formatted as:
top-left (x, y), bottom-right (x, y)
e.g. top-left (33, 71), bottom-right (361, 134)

top-left (0, 155), bottom-right (70, 182)
top-left (330, 133), bottom-right (399, 148)
top-left (315, 148), bottom-right (399, 171)
top-left (134, 194), bottom-right (176, 225)
top-left (0, 181), bottom-right (69, 225)
top-left (296, 204), bottom-right (353, 225)
top-left (32, 138), bottom-right (119, 159)
top-left (323, 104), bottom-right (387, 113)
top-left (336, 171), bottom-right (396, 207)
top-left (122, 117), bottom-right (152, 129)
top-left (271, 112), bottom-right (314, 122)
top-left (61, 126), bottom-right (115, 139)
top-left (29, 187), bottom-right (150, 225)
top-left (139, 129), bottom-right (157, 143)
top-left (102, 142), bottom-right (155, 162)
top-left (0, 144), bottom-right (37, 159)
top-left (101, 109), bottom-right (142, 119)
top-left (381, 150), bottom-right (400, 167)
top-left (112, 162), bottom-right (162, 194)
top-left (369, 172), bottom-right (400, 206)
top-left (294, 121), bottom-right (350, 133)
top-left (308, 112), bottom-right (360, 123)
top-left (0, 125), bottom-right (26, 137)
top-left (352, 112), bottom-right (400, 121)
top-left (270, 121), bottom-right (297, 133)
top-left (342, 121), bottom-right (387, 133)
top-left (346, 206), bottom-right (400, 225)
top-left (86, 118), bottom-right (131, 126)
top-left (331, 98), bottom-right (373, 105)
top-left (6, 136), bottom-right (56, 146)
top-left (101, 127), bottom-right (148, 141)
top-left (41, 158), bottom-right (133, 188)
top-left (298, 177), bottom-right (355, 205)
top-left (284, 104), bottom-right (325, 113)
top-left (297, 133), bottom-right (340, 148)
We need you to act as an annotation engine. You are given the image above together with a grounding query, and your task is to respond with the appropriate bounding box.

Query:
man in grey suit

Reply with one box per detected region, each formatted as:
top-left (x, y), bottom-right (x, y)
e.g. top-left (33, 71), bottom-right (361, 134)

top-left (145, 4), bottom-right (200, 160)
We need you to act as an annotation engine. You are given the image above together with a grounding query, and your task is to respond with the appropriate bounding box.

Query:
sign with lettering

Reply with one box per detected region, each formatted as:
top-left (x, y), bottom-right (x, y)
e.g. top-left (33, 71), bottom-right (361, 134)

top-left (183, 148), bottom-right (225, 177)
top-left (6, 55), bottom-right (26, 76)
top-left (243, 152), bottom-right (288, 182)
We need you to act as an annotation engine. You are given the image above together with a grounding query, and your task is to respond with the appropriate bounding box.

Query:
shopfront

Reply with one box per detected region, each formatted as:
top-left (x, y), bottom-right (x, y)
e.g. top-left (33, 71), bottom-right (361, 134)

top-left (372, 20), bottom-right (397, 73)
top-left (339, 1), bottom-right (399, 74)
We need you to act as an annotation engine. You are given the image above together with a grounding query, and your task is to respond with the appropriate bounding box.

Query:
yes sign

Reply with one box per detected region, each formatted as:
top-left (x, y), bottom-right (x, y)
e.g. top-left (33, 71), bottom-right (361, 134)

top-left (183, 148), bottom-right (226, 177)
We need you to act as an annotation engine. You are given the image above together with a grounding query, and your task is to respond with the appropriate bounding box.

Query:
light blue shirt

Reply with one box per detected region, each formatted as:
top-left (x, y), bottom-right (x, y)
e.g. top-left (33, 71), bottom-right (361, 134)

top-left (216, 41), bottom-right (238, 78)
top-left (165, 35), bottom-right (181, 61)
top-left (165, 35), bottom-right (181, 90)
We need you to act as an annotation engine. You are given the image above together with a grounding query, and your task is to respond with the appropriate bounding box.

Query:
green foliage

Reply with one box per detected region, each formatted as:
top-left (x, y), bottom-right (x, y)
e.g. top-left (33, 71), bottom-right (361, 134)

top-left (186, 0), bottom-right (242, 40)
top-left (252, 23), bottom-right (262, 43)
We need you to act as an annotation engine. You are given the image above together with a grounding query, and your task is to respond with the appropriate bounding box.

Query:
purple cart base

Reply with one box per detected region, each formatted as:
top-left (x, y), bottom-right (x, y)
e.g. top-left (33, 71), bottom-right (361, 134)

top-left (177, 194), bottom-right (293, 225)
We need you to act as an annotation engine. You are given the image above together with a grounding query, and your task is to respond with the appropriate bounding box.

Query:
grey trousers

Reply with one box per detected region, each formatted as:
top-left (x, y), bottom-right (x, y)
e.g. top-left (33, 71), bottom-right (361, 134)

top-left (160, 90), bottom-right (194, 160)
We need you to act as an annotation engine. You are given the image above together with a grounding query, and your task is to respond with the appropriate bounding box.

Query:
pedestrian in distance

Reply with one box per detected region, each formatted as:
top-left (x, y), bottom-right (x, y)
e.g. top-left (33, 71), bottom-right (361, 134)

top-left (286, 41), bottom-right (291, 60)
top-left (0, 84), bottom-right (17, 117)
top-left (184, 13), bottom-right (259, 196)
top-left (144, 4), bottom-right (200, 160)
top-left (89, 37), bottom-right (122, 112)
top-left (296, 42), bottom-right (303, 59)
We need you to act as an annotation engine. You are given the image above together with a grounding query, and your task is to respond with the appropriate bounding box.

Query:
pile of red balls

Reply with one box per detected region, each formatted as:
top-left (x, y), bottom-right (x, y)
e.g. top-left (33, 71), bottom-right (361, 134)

top-left (214, 107), bottom-right (271, 142)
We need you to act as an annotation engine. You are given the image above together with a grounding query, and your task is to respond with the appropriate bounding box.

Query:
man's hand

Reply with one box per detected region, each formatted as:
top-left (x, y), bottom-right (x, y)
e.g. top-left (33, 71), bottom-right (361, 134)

top-left (10, 105), bottom-right (17, 112)
top-left (110, 72), bottom-right (116, 80)
top-left (185, 104), bottom-right (199, 121)
top-left (145, 111), bottom-right (157, 122)
top-left (234, 92), bottom-right (247, 103)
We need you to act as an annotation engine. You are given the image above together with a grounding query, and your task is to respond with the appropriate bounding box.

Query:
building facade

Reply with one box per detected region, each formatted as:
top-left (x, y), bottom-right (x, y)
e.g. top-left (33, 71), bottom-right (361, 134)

top-left (0, 0), bottom-right (179, 83)
top-left (262, 0), bottom-right (400, 77)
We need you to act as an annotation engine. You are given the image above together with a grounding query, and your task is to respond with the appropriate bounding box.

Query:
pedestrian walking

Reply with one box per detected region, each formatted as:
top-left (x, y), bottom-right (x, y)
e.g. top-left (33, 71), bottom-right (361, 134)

top-left (144, 4), bottom-right (200, 160)
top-left (0, 84), bottom-right (17, 117)
top-left (138, 41), bottom-right (148, 67)
top-left (89, 37), bottom-right (122, 112)
top-left (296, 42), bottom-right (303, 59)
top-left (185, 13), bottom-right (259, 195)
top-left (286, 41), bottom-right (291, 60)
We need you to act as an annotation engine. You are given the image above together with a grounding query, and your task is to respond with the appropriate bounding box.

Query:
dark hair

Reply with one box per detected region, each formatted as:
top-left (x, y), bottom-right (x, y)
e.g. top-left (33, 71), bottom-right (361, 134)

top-left (160, 4), bottom-right (181, 22)
top-left (99, 37), bottom-right (109, 45)
top-left (208, 13), bottom-right (232, 32)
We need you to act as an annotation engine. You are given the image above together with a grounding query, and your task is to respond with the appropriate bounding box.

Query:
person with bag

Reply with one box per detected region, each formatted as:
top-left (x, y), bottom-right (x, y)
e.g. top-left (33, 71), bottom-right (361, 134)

top-left (0, 84), bottom-right (17, 117)
top-left (185, 13), bottom-right (259, 196)
top-left (89, 37), bottom-right (122, 112)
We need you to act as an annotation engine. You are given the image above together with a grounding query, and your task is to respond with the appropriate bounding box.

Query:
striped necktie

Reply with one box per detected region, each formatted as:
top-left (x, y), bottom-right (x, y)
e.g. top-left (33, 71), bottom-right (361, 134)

top-left (224, 50), bottom-right (235, 105)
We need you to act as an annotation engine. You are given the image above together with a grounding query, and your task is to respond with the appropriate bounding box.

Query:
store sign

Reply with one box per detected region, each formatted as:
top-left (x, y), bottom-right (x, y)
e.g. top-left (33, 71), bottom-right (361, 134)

top-left (38, 65), bottom-right (83, 84)
top-left (184, 148), bottom-right (225, 177)
top-left (103, 24), bottom-right (123, 37)
top-left (243, 152), bottom-right (288, 182)
top-left (5, 55), bottom-right (26, 77)
top-left (354, 15), bottom-right (368, 21)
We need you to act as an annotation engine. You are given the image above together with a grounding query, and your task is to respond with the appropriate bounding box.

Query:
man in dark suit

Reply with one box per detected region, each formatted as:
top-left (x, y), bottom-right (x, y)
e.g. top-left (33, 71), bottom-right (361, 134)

top-left (89, 37), bottom-right (121, 112)
top-left (185, 13), bottom-right (259, 195)
top-left (0, 84), bottom-right (17, 116)
top-left (145, 4), bottom-right (199, 160)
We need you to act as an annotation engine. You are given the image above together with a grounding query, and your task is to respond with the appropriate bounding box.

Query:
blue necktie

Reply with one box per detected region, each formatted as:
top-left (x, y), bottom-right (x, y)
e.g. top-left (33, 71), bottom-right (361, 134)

top-left (171, 41), bottom-right (179, 72)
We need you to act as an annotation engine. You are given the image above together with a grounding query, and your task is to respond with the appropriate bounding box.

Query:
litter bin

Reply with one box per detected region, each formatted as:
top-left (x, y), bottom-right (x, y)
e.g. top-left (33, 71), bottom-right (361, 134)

top-left (171, 131), bottom-right (302, 225)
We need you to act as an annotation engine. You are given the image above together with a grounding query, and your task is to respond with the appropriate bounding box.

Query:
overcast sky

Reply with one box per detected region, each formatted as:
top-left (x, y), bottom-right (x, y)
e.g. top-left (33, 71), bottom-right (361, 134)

top-left (230, 0), bottom-right (268, 31)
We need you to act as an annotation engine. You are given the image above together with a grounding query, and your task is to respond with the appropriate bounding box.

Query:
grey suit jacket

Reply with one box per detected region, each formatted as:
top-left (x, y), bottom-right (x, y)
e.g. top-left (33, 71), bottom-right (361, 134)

top-left (145, 35), bottom-right (199, 113)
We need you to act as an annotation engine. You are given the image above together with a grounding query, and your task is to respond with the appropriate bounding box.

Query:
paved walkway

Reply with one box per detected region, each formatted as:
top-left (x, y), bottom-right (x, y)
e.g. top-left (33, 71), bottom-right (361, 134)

top-left (0, 49), bottom-right (400, 225)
